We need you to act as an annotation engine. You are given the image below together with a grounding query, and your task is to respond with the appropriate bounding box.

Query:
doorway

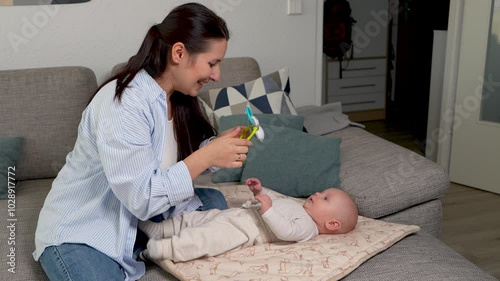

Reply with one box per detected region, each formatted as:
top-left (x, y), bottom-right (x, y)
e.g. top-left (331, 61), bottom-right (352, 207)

top-left (446, 0), bottom-right (500, 195)
top-left (387, 0), bottom-right (451, 153)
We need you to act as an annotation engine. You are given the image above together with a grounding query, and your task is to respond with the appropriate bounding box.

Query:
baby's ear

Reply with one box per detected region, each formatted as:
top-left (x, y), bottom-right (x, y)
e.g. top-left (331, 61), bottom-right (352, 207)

top-left (325, 219), bottom-right (341, 232)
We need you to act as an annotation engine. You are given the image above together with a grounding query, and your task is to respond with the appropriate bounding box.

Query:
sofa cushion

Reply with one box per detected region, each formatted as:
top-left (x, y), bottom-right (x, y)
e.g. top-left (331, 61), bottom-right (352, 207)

top-left (382, 199), bottom-right (442, 238)
top-left (342, 231), bottom-right (497, 281)
top-left (0, 179), bottom-right (53, 280)
top-left (0, 137), bottom-right (23, 199)
top-left (213, 114), bottom-right (306, 183)
top-left (213, 122), bottom-right (342, 197)
top-left (240, 125), bottom-right (342, 198)
top-left (326, 127), bottom-right (449, 219)
top-left (0, 67), bottom-right (97, 181)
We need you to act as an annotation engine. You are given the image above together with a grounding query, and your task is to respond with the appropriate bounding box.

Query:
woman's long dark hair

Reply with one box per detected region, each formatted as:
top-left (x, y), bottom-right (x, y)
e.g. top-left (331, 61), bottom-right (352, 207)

top-left (93, 3), bottom-right (229, 161)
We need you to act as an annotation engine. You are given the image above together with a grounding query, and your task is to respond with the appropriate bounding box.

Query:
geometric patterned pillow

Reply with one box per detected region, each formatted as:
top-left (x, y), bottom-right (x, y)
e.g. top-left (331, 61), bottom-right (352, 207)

top-left (200, 68), bottom-right (297, 128)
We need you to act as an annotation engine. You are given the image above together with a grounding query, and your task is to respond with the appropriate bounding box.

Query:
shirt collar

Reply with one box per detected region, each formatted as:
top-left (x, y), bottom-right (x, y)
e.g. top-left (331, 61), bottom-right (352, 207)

top-left (133, 69), bottom-right (167, 104)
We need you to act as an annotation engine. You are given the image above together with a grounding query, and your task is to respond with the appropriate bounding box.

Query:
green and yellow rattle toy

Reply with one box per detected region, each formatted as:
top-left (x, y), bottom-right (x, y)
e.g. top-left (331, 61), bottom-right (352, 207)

top-left (239, 106), bottom-right (265, 142)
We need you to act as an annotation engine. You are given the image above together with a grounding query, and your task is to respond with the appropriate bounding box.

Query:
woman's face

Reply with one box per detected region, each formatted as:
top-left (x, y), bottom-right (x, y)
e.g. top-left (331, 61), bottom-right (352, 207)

top-left (172, 39), bottom-right (227, 97)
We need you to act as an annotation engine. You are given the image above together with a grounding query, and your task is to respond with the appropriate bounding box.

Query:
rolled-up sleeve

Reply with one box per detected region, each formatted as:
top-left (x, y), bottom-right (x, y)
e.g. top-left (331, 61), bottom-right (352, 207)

top-left (151, 162), bottom-right (194, 205)
top-left (199, 136), bottom-right (220, 173)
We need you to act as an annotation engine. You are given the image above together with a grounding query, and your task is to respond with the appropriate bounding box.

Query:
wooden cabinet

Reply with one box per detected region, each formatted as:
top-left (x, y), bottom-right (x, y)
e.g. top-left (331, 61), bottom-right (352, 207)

top-left (324, 0), bottom-right (389, 121)
top-left (326, 58), bottom-right (386, 112)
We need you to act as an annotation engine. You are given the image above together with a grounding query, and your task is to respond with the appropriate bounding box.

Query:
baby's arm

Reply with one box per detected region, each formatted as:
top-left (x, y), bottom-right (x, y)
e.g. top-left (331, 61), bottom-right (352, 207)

top-left (245, 178), bottom-right (274, 214)
top-left (245, 178), bottom-right (263, 197)
top-left (254, 194), bottom-right (272, 214)
top-left (260, 202), bottom-right (317, 242)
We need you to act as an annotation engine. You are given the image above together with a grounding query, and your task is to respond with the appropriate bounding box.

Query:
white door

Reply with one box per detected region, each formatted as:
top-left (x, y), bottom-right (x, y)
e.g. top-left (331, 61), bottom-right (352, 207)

top-left (449, 0), bottom-right (500, 194)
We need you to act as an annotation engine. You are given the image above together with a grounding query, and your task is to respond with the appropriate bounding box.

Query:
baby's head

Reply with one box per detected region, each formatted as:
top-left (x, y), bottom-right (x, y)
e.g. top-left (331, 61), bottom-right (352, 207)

top-left (303, 188), bottom-right (358, 235)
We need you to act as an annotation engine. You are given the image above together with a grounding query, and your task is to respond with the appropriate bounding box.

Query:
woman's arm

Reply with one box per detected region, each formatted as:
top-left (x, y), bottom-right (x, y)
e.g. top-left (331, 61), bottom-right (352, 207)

top-left (96, 90), bottom-right (251, 220)
top-left (95, 89), bottom-right (194, 220)
top-left (199, 126), bottom-right (248, 172)
top-left (190, 126), bottom-right (252, 174)
top-left (184, 128), bottom-right (251, 179)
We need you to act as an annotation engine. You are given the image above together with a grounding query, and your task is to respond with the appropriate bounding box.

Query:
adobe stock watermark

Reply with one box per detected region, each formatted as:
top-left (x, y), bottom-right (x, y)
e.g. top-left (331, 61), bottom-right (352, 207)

top-left (384, 74), bottom-right (500, 190)
top-left (7, 0), bottom-right (60, 53)
top-left (211, 0), bottom-right (243, 15)
top-left (339, 1), bottom-right (403, 57)
top-left (6, 166), bottom-right (17, 274)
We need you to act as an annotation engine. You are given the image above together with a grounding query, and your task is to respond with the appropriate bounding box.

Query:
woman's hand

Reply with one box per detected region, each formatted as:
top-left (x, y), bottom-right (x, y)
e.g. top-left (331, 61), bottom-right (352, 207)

top-left (218, 126), bottom-right (246, 138)
top-left (205, 126), bottom-right (252, 168)
top-left (184, 126), bottom-right (252, 179)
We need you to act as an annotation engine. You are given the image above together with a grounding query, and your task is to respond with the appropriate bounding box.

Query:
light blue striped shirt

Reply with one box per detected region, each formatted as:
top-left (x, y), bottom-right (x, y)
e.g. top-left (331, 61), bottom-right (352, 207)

top-left (33, 70), bottom-right (209, 280)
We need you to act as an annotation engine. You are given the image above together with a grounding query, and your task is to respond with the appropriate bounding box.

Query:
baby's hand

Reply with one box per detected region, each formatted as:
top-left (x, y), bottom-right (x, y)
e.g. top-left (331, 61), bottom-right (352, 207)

top-left (255, 194), bottom-right (272, 214)
top-left (245, 178), bottom-right (262, 196)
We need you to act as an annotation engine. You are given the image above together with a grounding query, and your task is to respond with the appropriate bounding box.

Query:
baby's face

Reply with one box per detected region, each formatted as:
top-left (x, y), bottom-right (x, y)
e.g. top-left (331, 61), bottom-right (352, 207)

top-left (303, 188), bottom-right (342, 222)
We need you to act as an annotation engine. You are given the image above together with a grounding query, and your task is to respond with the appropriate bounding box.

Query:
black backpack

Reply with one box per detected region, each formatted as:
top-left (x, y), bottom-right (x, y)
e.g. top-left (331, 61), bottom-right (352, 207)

top-left (323, 0), bottom-right (356, 78)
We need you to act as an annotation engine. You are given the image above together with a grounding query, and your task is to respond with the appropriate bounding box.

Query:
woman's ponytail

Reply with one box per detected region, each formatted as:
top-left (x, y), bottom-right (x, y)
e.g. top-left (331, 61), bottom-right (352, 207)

top-left (114, 25), bottom-right (169, 101)
top-left (90, 3), bottom-right (230, 160)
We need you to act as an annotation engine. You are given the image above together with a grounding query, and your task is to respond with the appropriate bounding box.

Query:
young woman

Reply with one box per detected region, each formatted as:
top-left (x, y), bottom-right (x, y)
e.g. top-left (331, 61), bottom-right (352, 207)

top-left (34, 3), bottom-right (252, 280)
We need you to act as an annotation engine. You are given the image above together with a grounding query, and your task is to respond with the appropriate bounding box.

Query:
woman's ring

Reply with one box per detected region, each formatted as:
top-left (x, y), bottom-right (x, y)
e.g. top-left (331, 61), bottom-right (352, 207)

top-left (237, 154), bottom-right (241, 160)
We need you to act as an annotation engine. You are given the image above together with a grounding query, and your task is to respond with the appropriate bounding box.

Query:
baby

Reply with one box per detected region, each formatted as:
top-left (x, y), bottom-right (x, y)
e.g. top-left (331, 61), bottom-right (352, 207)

top-left (139, 178), bottom-right (358, 262)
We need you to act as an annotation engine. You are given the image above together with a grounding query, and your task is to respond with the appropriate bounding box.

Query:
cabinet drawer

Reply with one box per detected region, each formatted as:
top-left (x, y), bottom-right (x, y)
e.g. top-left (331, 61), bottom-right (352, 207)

top-left (327, 76), bottom-right (385, 96)
top-left (327, 92), bottom-right (385, 112)
top-left (327, 58), bottom-right (386, 79)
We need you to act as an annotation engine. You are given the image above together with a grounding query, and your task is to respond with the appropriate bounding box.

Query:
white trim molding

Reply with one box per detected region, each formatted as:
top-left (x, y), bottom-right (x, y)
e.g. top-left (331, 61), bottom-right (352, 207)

top-left (437, 0), bottom-right (464, 172)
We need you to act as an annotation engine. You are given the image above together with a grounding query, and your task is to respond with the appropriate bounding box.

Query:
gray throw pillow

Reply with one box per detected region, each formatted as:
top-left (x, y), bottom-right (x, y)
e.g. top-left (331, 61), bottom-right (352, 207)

top-left (0, 137), bottom-right (23, 200)
top-left (241, 125), bottom-right (341, 198)
top-left (212, 114), bottom-right (305, 183)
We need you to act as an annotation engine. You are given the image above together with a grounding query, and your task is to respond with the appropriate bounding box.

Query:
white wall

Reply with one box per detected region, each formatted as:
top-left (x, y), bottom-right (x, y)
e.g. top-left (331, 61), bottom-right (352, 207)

top-left (0, 0), bottom-right (322, 107)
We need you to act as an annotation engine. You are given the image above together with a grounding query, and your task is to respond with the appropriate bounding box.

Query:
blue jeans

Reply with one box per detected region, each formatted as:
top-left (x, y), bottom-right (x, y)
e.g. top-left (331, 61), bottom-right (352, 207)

top-left (194, 187), bottom-right (228, 211)
top-left (40, 188), bottom-right (227, 280)
top-left (39, 243), bottom-right (125, 281)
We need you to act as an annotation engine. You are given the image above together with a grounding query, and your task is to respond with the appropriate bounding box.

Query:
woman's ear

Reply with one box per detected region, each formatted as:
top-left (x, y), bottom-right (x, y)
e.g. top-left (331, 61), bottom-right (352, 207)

top-left (325, 219), bottom-right (341, 232)
top-left (171, 42), bottom-right (186, 64)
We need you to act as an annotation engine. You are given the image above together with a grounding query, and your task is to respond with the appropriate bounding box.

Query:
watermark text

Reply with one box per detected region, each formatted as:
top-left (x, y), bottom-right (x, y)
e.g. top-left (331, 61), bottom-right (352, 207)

top-left (6, 166), bottom-right (17, 274)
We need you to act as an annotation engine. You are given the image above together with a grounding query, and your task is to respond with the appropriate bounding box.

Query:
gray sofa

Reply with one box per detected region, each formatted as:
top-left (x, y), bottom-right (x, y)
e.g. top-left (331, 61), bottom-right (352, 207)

top-left (0, 58), bottom-right (496, 281)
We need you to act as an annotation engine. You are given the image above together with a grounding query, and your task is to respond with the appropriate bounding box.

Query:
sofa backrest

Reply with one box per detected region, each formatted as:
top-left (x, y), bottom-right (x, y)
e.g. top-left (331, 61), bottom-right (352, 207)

top-left (197, 57), bottom-right (261, 103)
top-left (0, 67), bottom-right (97, 181)
top-left (1, 58), bottom-right (259, 181)
top-left (111, 57), bottom-right (262, 104)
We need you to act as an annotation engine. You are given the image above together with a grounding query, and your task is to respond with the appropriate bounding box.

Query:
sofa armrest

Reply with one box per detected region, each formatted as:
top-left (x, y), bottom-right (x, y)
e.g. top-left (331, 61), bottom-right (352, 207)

top-left (327, 127), bottom-right (449, 219)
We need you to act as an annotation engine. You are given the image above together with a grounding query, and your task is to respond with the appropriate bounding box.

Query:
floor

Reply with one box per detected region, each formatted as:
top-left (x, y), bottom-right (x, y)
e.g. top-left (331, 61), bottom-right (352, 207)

top-left (441, 183), bottom-right (500, 279)
top-left (361, 120), bottom-right (500, 280)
